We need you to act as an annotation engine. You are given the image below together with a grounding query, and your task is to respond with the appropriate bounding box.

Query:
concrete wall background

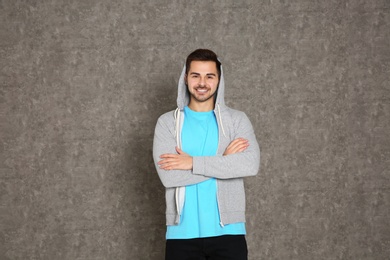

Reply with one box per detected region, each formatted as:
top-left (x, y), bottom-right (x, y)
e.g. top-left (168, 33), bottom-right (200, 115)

top-left (1, 1), bottom-right (389, 259)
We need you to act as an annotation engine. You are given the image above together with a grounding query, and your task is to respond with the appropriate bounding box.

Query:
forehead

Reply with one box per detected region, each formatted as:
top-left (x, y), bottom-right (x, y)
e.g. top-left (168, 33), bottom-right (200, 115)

top-left (188, 61), bottom-right (218, 74)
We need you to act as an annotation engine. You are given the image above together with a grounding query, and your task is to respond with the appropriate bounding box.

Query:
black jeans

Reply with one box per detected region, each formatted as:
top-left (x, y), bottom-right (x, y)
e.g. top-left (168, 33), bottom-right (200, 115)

top-left (165, 235), bottom-right (248, 260)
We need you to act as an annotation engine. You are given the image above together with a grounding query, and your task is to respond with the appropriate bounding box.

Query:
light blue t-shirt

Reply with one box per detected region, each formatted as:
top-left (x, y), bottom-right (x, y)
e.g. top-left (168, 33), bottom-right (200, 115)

top-left (166, 106), bottom-right (246, 239)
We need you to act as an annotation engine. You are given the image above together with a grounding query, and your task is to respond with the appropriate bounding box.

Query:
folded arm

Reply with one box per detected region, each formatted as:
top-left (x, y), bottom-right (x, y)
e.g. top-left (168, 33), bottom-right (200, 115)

top-left (193, 113), bottom-right (260, 179)
top-left (158, 138), bottom-right (250, 170)
top-left (154, 112), bottom-right (260, 184)
top-left (153, 116), bottom-right (210, 188)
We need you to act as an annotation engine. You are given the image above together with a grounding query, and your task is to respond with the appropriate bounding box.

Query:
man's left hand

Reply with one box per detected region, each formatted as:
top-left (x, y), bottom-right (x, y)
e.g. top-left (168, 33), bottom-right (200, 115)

top-left (158, 147), bottom-right (193, 170)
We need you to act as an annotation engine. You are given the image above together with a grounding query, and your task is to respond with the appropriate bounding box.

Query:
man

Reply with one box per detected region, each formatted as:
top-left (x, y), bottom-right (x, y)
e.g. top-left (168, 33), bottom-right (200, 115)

top-left (153, 49), bottom-right (260, 259)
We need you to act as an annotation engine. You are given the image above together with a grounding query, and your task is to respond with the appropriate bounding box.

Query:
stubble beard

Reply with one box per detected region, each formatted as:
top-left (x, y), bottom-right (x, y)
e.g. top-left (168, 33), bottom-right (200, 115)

top-left (191, 86), bottom-right (216, 103)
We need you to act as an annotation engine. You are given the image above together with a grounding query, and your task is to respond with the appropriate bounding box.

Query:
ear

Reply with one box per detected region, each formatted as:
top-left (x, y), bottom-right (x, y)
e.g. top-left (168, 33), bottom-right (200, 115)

top-left (184, 74), bottom-right (188, 85)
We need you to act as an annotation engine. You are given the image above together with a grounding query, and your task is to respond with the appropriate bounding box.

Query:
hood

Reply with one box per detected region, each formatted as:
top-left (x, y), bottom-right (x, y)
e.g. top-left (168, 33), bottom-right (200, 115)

top-left (176, 61), bottom-right (226, 111)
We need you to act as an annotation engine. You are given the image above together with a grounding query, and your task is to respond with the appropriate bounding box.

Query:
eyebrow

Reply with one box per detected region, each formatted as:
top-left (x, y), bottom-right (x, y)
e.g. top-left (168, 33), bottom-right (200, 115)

top-left (189, 72), bottom-right (217, 77)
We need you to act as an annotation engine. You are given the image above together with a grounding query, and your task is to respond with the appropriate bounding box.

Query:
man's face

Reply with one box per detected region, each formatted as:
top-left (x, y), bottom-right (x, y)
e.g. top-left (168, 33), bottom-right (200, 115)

top-left (186, 61), bottom-right (219, 106)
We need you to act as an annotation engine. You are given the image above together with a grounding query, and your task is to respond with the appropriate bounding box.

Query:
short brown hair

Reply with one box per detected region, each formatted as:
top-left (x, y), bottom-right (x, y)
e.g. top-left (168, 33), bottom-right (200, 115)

top-left (185, 49), bottom-right (221, 79)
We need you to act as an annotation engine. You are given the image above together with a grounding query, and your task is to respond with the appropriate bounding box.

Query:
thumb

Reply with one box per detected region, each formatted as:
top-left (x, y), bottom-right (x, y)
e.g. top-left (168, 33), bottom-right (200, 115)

top-left (176, 147), bottom-right (188, 156)
top-left (175, 146), bottom-right (183, 154)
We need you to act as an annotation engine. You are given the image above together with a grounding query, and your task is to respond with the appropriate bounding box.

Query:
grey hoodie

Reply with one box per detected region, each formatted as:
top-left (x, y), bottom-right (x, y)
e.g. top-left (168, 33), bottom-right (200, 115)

top-left (153, 62), bottom-right (260, 226)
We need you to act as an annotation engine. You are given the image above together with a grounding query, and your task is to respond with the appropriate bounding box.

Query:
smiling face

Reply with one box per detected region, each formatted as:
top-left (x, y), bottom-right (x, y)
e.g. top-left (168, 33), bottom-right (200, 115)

top-left (186, 60), bottom-right (219, 112)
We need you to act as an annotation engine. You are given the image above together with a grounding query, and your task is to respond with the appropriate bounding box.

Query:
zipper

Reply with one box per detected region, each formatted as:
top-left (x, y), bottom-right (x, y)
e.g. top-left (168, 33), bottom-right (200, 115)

top-left (174, 110), bottom-right (183, 224)
top-left (213, 106), bottom-right (225, 227)
top-left (175, 188), bottom-right (180, 224)
top-left (215, 180), bottom-right (224, 227)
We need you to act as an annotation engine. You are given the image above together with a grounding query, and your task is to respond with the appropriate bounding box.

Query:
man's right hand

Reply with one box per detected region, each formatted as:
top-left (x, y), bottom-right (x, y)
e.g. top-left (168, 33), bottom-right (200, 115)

top-left (223, 138), bottom-right (249, 156)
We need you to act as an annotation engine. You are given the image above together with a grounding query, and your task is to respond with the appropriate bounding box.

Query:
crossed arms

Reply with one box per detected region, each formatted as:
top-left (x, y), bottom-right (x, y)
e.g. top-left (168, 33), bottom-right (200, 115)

top-left (158, 138), bottom-right (249, 170)
top-left (153, 112), bottom-right (260, 188)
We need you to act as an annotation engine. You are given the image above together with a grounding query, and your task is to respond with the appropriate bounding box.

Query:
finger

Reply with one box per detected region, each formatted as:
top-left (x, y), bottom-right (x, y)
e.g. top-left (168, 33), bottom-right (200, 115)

top-left (160, 164), bottom-right (171, 170)
top-left (159, 160), bottom-right (175, 169)
top-left (160, 165), bottom-right (171, 170)
top-left (237, 142), bottom-right (249, 151)
top-left (226, 141), bottom-right (240, 151)
top-left (158, 160), bottom-right (168, 165)
top-left (229, 142), bottom-right (249, 154)
top-left (229, 138), bottom-right (244, 147)
top-left (229, 139), bottom-right (248, 151)
top-left (231, 138), bottom-right (248, 146)
top-left (236, 144), bottom-right (249, 153)
top-left (158, 157), bottom-right (177, 165)
top-left (160, 161), bottom-right (180, 170)
top-left (160, 153), bottom-right (177, 159)
top-left (158, 160), bottom-right (168, 166)
top-left (160, 154), bottom-right (174, 158)
top-left (232, 138), bottom-right (247, 143)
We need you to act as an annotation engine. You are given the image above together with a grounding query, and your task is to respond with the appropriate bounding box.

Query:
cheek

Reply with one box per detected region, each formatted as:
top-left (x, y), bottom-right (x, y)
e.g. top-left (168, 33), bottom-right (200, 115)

top-left (209, 79), bottom-right (219, 87)
top-left (211, 82), bottom-right (219, 91)
top-left (187, 79), bottom-right (197, 87)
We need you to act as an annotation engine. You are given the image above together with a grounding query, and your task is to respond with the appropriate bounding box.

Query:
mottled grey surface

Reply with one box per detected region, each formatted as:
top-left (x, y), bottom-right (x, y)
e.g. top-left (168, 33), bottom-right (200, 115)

top-left (1, 0), bottom-right (389, 259)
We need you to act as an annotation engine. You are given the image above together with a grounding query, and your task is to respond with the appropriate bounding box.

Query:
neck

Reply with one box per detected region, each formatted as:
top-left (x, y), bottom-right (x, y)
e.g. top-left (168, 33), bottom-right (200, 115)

top-left (188, 100), bottom-right (214, 112)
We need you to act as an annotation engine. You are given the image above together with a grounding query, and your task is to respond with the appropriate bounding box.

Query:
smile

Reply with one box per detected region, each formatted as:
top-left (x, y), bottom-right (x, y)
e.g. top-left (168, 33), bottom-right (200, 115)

top-left (195, 88), bottom-right (208, 93)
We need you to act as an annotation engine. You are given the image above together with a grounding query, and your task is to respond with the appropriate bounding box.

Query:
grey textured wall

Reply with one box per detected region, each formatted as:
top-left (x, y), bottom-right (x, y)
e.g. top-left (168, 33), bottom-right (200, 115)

top-left (1, 1), bottom-right (389, 259)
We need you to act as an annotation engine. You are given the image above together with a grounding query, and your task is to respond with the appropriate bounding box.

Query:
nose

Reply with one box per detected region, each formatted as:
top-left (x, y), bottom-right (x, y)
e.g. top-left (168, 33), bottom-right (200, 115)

top-left (199, 77), bottom-right (206, 86)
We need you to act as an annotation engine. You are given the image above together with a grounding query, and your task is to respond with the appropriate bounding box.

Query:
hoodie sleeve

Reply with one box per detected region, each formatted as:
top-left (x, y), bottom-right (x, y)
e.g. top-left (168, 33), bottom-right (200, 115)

top-left (153, 113), bottom-right (210, 188)
top-left (192, 112), bottom-right (260, 179)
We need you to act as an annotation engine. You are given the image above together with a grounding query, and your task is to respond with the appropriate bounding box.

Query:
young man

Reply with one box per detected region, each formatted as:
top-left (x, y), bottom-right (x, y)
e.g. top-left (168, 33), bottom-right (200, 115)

top-left (153, 49), bottom-right (260, 259)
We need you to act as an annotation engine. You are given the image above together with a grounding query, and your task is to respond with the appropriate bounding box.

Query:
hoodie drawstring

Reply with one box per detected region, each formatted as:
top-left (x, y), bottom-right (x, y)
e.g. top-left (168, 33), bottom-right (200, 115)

top-left (174, 107), bottom-right (181, 147)
top-left (217, 104), bottom-right (226, 138)
top-left (174, 107), bottom-right (184, 224)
